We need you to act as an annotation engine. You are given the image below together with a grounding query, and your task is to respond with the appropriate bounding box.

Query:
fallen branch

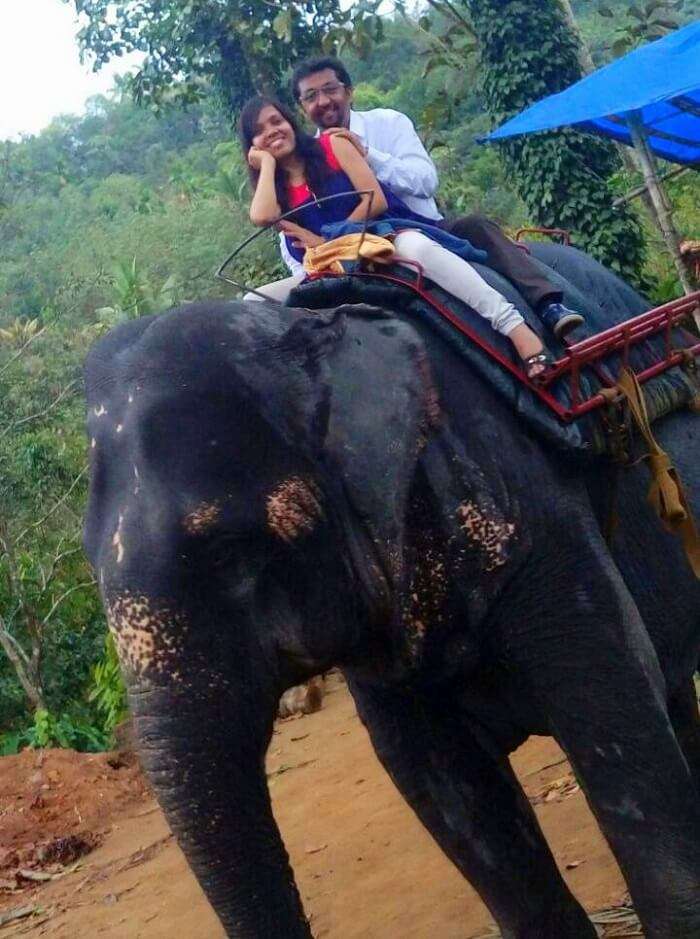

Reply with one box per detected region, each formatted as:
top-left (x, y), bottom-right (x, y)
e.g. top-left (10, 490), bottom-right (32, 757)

top-left (0, 905), bottom-right (38, 928)
top-left (17, 870), bottom-right (52, 883)
top-left (523, 756), bottom-right (569, 778)
top-left (267, 759), bottom-right (317, 778)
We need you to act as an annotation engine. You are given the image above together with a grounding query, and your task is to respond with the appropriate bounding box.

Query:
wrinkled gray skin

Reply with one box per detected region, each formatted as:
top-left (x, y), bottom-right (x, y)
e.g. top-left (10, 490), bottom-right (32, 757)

top-left (84, 247), bottom-right (700, 939)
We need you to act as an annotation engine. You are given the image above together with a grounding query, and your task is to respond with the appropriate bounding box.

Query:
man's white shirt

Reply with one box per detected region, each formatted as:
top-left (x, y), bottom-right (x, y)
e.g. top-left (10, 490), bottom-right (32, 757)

top-left (279, 108), bottom-right (442, 275)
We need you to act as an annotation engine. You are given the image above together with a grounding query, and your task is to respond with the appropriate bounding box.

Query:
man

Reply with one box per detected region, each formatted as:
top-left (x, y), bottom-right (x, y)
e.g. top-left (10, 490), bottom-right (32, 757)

top-left (256, 56), bottom-right (583, 339)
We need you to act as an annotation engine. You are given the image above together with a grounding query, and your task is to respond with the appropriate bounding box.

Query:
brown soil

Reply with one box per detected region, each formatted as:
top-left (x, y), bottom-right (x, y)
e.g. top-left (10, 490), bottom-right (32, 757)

top-left (0, 673), bottom-right (638, 938)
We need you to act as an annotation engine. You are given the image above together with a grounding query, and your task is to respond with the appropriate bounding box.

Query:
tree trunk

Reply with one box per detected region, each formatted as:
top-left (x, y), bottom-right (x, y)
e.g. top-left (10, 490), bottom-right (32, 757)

top-left (627, 114), bottom-right (697, 302)
top-left (557, 0), bottom-right (596, 73)
top-left (0, 617), bottom-right (47, 712)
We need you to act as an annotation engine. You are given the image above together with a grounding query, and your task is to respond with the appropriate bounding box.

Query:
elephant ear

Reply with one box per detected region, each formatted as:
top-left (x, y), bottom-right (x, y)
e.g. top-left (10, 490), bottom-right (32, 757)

top-left (280, 304), bottom-right (437, 621)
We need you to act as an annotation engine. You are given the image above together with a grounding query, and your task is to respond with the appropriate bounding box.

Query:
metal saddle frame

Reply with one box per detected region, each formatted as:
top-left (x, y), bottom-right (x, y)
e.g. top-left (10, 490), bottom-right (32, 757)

top-left (217, 194), bottom-right (700, 425)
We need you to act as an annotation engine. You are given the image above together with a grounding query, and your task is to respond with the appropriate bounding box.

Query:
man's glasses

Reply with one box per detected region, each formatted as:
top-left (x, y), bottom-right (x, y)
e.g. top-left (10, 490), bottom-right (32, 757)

top-left (300, 82), bottom-right (345, 105)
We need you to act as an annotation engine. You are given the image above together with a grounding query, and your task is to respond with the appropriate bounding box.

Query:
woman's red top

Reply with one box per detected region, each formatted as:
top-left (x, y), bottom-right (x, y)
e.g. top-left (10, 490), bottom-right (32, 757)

top-left (287, 134), bottom-right (342, 209)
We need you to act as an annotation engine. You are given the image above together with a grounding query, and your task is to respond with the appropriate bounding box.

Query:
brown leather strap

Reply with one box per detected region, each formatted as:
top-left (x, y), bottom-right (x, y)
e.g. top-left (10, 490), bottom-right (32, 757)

top-left (617, 368), bottom-right (700, 578)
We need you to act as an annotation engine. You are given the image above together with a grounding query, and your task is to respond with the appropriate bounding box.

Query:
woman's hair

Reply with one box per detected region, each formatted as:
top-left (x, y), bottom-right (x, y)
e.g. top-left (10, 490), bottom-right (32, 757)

top-left (238, 95), bottom-right (332, 215)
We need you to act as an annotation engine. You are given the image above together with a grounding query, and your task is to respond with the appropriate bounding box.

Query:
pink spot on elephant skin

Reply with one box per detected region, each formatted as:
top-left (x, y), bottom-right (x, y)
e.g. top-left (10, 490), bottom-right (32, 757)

top-left (456, 501), bottom-right (516, 572)
top-left (183, 501), bottom-right (221, 536)
top-left (266, 477), bottom-right (324, 543)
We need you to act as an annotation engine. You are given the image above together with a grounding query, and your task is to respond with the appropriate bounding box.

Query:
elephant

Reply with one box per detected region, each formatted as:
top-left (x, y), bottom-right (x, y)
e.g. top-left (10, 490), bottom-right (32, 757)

top-left (83, 244), bottom-right (700, 939)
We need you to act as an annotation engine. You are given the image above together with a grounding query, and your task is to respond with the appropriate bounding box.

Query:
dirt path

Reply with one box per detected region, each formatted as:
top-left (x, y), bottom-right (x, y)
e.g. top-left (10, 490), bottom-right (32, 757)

top-left (1, 673), bottom-right (637, 938)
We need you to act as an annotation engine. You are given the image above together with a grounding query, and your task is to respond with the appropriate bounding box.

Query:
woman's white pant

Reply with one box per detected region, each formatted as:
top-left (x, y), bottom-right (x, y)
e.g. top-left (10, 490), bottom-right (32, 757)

top-left (392, 230), bottom-right (524, 336)
top-left (243, 273), bottom-right (304, 304)
top-left (243, 232), bottom-right (524, 337)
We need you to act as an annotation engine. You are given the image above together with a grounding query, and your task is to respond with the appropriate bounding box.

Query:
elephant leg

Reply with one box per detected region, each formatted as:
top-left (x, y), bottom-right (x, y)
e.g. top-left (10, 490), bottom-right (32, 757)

top-left (346, 676), bottom-right (597, 939)
top-left (501, 546), bottom-right (700, 939)
top-left (668, 679), bottom-right (700, 790)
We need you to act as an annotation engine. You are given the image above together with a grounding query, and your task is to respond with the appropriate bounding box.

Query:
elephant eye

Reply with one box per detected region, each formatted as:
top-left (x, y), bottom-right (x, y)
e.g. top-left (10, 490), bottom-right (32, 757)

top-left (208, 531), bottom-right (284, 571)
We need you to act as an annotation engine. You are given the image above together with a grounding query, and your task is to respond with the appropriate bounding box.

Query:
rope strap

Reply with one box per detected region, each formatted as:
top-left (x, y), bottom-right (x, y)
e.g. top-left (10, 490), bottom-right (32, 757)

top-left (617, 368), bottom-right (700, 578)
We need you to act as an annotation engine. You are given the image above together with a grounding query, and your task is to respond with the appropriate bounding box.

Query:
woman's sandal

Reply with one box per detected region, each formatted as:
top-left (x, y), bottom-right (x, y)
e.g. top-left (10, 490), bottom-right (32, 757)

top-left (522, 351), bottom-right (554, 383)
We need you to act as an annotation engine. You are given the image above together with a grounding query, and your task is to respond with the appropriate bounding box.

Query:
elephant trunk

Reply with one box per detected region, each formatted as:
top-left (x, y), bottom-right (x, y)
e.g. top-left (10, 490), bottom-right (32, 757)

top-left (128, 675), bottom-right (311, 938)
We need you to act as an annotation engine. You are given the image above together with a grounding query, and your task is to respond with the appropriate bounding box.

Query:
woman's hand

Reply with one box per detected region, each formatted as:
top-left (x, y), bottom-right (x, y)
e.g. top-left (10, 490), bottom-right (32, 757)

top-left (278, 220), bottom-right (325, 250)
top-left (247, 146), bottom-right (275, 171)
top-left (247, 145), bottom-right (281, 226)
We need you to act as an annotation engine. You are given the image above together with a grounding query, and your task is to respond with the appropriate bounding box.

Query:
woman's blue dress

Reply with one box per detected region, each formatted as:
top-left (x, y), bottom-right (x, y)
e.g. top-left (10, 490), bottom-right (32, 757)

top-left (283, 141), bottom-right (486, 267)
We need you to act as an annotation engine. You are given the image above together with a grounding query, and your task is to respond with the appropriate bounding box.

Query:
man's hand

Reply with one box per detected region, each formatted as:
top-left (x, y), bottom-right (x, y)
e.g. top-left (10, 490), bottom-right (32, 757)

top-left (247, 146), bottom-right (275, 171)
top-left (278, 220), bottom-right (325, 250)
top-left (322, 128), bottom-right (367, 157)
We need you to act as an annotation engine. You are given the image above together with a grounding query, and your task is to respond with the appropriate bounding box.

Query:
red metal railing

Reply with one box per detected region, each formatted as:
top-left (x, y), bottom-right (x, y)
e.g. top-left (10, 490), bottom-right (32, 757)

top-left (314, 264), bottom-right (700, 423)
top-left (539, 291), bottom-right (700, 418)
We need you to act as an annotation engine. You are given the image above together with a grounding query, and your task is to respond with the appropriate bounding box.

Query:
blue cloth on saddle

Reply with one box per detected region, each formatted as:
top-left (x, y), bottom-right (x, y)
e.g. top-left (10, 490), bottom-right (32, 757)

top-left (321, 219), bottom-right (487, 264)
top-left (284, 166), bottom-right (486, 265)
top-left (287, 243), bottom-right (699, 459)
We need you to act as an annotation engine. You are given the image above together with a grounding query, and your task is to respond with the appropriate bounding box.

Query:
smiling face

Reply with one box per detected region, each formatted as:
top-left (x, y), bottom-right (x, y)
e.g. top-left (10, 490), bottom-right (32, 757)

top-left (251, 105), bottom-right (297, 160)
top-left (297, 67), bottom-right (353, 130)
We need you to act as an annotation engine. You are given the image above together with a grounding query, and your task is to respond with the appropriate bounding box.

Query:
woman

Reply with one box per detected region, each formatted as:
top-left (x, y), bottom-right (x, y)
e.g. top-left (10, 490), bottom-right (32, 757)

top-left (239, 95), bottom-right (550, 378)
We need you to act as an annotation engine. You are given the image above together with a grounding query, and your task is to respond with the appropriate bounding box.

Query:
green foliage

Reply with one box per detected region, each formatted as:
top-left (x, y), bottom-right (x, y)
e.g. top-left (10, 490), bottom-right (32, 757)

top-left (0, 708), bottom-right (110, 756)
top-left (466, 0), bottom-right (647, 284)
top-left (2, 10), bottom-right (699, 753)
top-left (69, 0), bottom-right (342, 115)
top-left (95, 259), bottom-right (179, 325)
top-left (0, 103), bottom-right (281, 323)
top-left (351, 82), bottom-right (391, 113)
top-left (570, 0), bottom-right (700, 68)
top-left (0, 91), bottom-right (285, 744)
top-left (597, 0), bottom-right (686, 56)
top-left (87, 633), bottom-right (128, 734)
top-left (0, 325), bottom-right (106, 731)
top-left (0, 317), bottom-right (41, 345)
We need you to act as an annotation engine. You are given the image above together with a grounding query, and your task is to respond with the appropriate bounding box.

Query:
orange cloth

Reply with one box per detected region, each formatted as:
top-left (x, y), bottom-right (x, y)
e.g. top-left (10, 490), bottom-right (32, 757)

top-left (302, 233), bottom-right (395, 275)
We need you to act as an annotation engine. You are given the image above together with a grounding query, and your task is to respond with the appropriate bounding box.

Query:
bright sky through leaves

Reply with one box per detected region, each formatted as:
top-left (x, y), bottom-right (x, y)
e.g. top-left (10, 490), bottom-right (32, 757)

top-left (0, 0), bottom-right (142, 140)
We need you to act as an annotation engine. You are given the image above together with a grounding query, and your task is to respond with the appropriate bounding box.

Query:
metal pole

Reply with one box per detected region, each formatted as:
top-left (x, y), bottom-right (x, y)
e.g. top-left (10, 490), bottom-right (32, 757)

top-left (557, 0), bottom-right (657, 214)
top-left (627, 112), bottom-right (696, 300)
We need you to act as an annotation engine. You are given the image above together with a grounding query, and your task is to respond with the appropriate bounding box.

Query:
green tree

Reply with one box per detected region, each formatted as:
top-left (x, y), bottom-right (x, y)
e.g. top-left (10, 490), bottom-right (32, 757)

top-left (466, 0), bottom-right (647, 282)
top-left (68, 0), bottom-right (343, 115)
top-left (346, 2), bottom-right (645, 279)
top-left (0, 322), bottom-right (104, 728)
top-left (597, 0), bottom-right (687, 56)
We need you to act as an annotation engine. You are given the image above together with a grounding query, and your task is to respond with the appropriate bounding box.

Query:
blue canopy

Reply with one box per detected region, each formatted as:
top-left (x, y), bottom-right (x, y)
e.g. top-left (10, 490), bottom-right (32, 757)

top-left (485, 20), bottom-right (700, 165)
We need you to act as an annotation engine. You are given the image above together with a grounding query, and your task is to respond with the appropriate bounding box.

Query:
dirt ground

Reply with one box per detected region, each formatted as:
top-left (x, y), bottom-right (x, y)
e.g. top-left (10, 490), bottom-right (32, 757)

top-left (1, 672), bottom-right (642, 938)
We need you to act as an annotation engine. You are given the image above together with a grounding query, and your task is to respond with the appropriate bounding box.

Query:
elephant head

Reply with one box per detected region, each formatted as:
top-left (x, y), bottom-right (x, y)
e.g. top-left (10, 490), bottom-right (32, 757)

top-left (83, 300), bottom-right (438, 936)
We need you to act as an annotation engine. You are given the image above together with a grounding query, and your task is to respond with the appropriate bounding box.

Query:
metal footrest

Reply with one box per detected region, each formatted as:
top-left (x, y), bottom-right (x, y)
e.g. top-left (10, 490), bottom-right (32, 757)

top-left (539, 291), bottom-right (700, 419)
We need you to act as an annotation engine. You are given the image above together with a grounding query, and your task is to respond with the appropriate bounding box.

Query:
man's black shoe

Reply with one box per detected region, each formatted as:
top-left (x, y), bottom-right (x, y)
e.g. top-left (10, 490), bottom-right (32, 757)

top-left (539, 302), bottom-right (585, 340)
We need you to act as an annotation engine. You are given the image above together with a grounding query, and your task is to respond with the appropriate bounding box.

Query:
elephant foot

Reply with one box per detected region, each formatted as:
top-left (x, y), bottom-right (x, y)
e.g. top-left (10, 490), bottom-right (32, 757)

top-left (502, 904), bottom-right (599, 939)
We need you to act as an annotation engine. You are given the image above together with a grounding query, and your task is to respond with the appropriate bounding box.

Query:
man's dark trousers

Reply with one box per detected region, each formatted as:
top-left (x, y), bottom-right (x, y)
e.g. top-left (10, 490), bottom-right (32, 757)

top-left (443, 214), bottom-right (563, 311)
